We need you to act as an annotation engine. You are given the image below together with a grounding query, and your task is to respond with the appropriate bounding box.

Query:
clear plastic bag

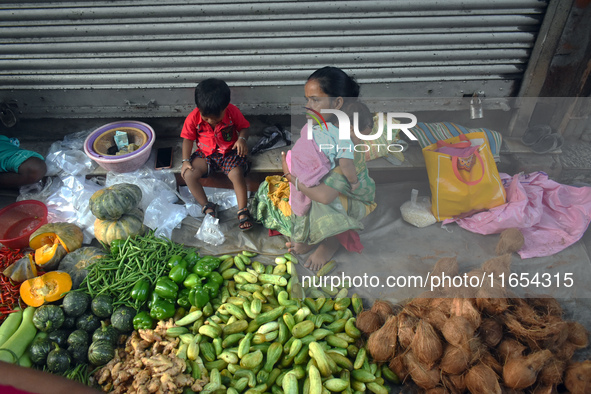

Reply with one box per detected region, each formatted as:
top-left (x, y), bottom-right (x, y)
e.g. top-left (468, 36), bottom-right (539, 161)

top-left (400, 189), bottom-right (437, 228)
top-left (45, 129), bottom-right (96, 177)
top-left (195, 214), bottom-right (225, 246)
top-left (144, 196), bottom-right (188, 240)
top-left (106, 167), bottom-right (179, 211)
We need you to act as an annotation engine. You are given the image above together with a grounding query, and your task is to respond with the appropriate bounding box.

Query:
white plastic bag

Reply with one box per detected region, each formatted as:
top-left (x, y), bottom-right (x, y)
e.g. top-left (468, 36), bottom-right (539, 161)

top-left (400, 189), bottom-right (437, 228)
top-left (144, 197), bottom-right (188, 240)
top-left (195, 214), bottom-right (225, 246)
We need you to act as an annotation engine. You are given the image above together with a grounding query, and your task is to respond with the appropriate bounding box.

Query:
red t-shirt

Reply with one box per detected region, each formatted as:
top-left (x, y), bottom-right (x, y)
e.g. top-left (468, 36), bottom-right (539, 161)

top-left (180, 104), bottom-right (250, 156)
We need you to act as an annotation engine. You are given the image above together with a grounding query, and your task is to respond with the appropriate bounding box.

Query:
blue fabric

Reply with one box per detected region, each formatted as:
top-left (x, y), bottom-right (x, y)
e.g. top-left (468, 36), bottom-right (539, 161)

top-left (0, 135), bottom-right (44, 173)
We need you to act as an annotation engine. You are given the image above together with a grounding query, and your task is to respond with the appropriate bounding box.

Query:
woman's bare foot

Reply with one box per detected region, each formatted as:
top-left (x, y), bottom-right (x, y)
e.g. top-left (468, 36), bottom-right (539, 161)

top-left (305, 236), bottom-right (340, 271)
top-left (285, 241), bottom-right (314, 255)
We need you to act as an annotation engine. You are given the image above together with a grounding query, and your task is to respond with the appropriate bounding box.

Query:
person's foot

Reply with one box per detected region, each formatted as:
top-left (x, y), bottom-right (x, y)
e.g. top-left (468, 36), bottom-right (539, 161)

top-left (286, 241), bottom-right (314, 255)
top-left (305, 237), bottom-right (340, 271)
top-left (238, 208), bottom-right (254, 231)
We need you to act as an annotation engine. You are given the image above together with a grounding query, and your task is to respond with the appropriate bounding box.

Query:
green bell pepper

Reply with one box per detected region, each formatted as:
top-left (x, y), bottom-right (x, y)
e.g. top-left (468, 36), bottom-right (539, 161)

top-left (167, 255), bottom-right (188, 270)
top-left (206, 271), bottom-right (224, 287)
top-left (198, 255), bottom-right (222, 269)
top-left (133, 311), bottom-right (155, 330)
top-left (131, 279), bottom-right (150, 302)
top-left (154, 276), bottom-right (179, 300)
top-left (110, 239), bottom-right (126, 256)
top-left (169, 264), bottom-right (189, 284)
top-left (189, 286), bottom-right (210, 309)
top-left (148, 290), bottom-right (161, 309)
top-left (192, 260), bottom-right (213, 277)
top-left (183, 250), bottom-right (200, 271)
top-left (203, 280), bottom-right (220, 299)
top-left (177, 288), bottom-right (192, 309)
top-left (150, 299), bottom-right (176, 320)
top-left (183, 273), bottom-right (202, 289)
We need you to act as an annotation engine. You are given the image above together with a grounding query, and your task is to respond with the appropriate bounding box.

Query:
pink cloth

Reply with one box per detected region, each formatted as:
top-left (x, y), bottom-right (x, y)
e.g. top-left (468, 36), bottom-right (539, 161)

top-left (336, 230), bottom-right (364, 253)
top-left (288, 128), bottom-right (331, 216)
top-left (444, 172), bottom-right (591, 258)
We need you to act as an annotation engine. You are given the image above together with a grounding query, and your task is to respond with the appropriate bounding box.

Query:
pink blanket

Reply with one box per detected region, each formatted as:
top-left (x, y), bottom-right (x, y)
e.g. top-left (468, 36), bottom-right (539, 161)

top-left (288, 127), bottom-right (331, 216)
top-left (444, 172), bottom-right (591, 258)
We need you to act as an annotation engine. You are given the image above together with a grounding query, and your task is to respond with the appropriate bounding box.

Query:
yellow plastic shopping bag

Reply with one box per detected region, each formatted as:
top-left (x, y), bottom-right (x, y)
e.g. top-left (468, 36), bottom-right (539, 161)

top-left (422, 132), bottom-right (506, 221)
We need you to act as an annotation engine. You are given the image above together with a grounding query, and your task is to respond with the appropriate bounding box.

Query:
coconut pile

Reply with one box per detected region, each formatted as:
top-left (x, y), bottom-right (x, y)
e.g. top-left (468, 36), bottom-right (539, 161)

top-left (357, 229), bottom-right (591, 393)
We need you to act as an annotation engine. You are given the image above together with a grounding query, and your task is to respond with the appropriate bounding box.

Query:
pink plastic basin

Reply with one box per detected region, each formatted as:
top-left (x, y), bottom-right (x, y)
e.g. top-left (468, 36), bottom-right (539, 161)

top-left (0, 200), bottom-right (48, 250)
top-left (84, 121), bottom-right (155, 173)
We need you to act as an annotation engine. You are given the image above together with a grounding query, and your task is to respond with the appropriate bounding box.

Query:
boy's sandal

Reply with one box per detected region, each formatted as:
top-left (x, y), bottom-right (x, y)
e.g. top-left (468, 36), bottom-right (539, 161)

top-left (202, 202), bottom-right (218, 218)
top-left (238, 208), bottom-right (254, 231)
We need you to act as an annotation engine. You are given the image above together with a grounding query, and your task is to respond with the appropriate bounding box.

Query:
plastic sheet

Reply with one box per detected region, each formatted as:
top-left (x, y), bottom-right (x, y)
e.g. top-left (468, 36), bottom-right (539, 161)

top-left (144, 196), bottom-right (188, 240)
top-left (250, 124), bottom-right (291, 155)
top-left (195, 214), bottom-right (225, 246)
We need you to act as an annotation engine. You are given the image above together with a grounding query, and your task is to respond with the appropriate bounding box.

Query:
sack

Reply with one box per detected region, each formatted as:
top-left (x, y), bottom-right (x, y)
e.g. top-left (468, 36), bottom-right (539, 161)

top-left (422, 132), bottom-right (506, 221)
top-left (400, 189), bottom-right (437, 228)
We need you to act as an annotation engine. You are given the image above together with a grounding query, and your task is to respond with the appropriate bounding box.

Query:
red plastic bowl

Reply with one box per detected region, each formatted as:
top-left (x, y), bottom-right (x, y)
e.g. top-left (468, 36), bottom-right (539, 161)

top-left (0, 200), bottom-right (48, 250)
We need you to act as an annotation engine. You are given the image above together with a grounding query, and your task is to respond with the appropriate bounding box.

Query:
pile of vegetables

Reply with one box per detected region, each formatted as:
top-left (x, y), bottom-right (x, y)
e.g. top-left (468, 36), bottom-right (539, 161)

top-left (95, 251), bottom-right (396, 393)
top-left (360, 253), bottom-right (591, 393)
top-left (25, 290), bottom-right (125, 373)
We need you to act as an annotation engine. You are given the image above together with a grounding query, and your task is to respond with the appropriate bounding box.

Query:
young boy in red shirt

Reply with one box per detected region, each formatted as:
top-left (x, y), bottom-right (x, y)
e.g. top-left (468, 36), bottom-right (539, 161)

top-left (180, 78), bottom-right (253, 231)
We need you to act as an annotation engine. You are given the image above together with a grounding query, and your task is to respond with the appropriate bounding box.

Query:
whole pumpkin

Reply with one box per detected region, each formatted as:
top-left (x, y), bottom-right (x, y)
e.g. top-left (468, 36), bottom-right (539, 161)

top-left (58, 247), bottom-right (106, 289)
top-left (94, 208), bottom-right (145, 246)
top-left (89, 183), bottom-right (142, 220)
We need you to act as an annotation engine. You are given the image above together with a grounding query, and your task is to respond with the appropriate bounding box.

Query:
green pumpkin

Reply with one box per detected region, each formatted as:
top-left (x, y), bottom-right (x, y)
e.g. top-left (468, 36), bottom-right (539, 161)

top-left (32, 305), bottom-right (65, 333)
top-left (28, 338), bottom-right (55, 365)
top-left (111, 306), bottom-right (136, 333)
top-left (47, 345), bottom-right (71, 373)
top-left (91, 294), bottom-right (114, 319)
top-left (93, 322), bottom-right (119, 346)
top-left (67, 329), bottom-right (90, 349)
top-left (62, 291), bottom-right (90, 317)
top-left (47, 329), bottom-right (70, 348)
top-left (76, 312), bottom-right (101, 333)
top-left (88, 340), bottom-right (115, 366)
top-left (62, 316), bottom-right (76, 330)
top-left (89, 183), bottom-right (142, 220)
top-left (68, 345), bottom-right (88, 364)
top-left (94, 208), bottom-right (145, 246)
top-left (58, 247), bottom-right (106, 289)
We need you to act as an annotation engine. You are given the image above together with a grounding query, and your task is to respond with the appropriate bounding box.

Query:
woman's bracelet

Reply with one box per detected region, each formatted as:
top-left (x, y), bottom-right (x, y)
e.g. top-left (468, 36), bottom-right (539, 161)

top-left (295, 177), bottom-right (300, 191)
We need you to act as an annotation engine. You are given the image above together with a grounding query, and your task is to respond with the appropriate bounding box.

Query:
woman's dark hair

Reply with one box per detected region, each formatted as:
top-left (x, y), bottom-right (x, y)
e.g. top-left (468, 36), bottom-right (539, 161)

top-left (342, 101), bottom-right (374, 133)
top-left (195, 78), bottom-right (231, 116)
top-left (307, 66), bottom-right (360, 99)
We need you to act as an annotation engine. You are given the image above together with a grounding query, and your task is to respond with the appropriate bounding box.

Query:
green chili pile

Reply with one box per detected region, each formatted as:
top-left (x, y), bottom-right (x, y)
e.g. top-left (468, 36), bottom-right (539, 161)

top-left (80, 231), bottom-right (187, 309)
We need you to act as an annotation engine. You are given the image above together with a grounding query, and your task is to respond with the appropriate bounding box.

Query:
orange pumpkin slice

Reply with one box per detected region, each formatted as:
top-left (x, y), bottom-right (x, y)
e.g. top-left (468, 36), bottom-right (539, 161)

top-left (35, 237), bottom-right (68, 271)
top-left (29, 222), bottom-right (83, 253)
top-left (20, 271), bottom-right (73, 307)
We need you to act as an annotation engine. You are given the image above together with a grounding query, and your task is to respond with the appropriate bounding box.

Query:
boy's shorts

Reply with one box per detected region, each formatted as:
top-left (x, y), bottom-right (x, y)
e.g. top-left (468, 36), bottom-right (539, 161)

top-left (191, 150), bottom-right (250, 178)
top-left (0, 136), bottom-right (44, 173)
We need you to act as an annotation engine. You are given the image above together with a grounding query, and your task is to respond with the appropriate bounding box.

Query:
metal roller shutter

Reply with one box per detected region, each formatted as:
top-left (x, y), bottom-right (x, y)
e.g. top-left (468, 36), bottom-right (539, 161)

top-left (0, 0), bottom-right (549, 118)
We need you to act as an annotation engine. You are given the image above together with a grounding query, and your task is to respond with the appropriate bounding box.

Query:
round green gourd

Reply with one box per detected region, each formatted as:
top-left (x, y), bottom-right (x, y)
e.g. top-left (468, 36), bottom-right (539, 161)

top-left (32, 305), bottom-right (64, 333)
top-left (93, 322), bottom-right (119, 346)
top-left (47, 345), bottom-right (71, 373)
top-left (28, 338), bottom-right (54, 365)
top-left (91, 294), bottom-right (114, 318)
top-left (68, 345), bottom-right (88, 364)
top-left (62, 291), bottom-right (90, 317)
top-left (93, 208), bottom-right (145, 246)
top-left (62, 316), bottom-right (76, 330)
top-left (58, 247), bottom-right (106, 290)
top-left (111, 306), bottom-right (136, 333)
top-left (76, 312), bottom-right (101, 333)
top-left (88, 340), bottom-right (115, 366)
top-left (47, 329), bottom-right (70, 348)
top-left (67, 329), bottom-right (89, 350)
top-left (89, 183), bottom-right (142, 220)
